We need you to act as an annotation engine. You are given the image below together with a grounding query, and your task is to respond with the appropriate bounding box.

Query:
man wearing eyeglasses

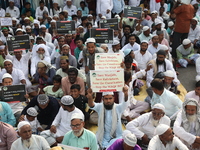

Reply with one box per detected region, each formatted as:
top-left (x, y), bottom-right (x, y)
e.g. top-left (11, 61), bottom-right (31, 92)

top-left (62, 113), bottom-right (98, 150)
top-left (126, 103), bottom-right (170, 149)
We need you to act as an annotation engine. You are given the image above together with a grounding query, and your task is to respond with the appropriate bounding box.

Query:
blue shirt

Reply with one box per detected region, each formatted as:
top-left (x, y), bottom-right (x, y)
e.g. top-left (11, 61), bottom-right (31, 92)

top-left (112, 0), bottom-right (125, 13)
top-left (78, 7), bottom-right (89, 17)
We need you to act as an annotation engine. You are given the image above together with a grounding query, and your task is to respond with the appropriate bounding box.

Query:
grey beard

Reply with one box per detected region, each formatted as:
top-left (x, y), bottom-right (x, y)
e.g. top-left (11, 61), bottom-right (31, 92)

top-left (187, 114), bottom-right (197, 122)
top-left (73, 127), bottom-right (84, 137)
top-left (39, 54), bottom-right (44, 59)
top-left (22, 138), bottom-right (32, 148)
top-left (152, 118), bottom-right (159, 127)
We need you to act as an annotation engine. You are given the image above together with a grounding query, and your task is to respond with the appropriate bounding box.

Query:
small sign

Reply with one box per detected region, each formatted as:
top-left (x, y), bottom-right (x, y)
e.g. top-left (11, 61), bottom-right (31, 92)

top-left (0, 17), bottom-right (12, 26)
top-left (90, 69), bottom-right (124, 92)
top-left (95, 53), bottom-right (123, 70)
top-left (58, 144), bottom-right (85, 150)
top-left (124, 6), bottom-right (142, 19)
top-left (0, 85), bottom-right (26, 102)
top-left (56, 21), bottom-right (76, 34)
top-left (90, 28), bottom-right (113, 44)
top-left (6, 35), bottom-right (30, 51)
top-left (100, 18), bottom-right (118, 30)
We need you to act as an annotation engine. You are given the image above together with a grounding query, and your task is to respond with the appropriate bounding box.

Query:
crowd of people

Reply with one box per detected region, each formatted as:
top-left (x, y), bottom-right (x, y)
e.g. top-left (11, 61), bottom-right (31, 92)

top-left (0, 0), bottom-right (200, 149)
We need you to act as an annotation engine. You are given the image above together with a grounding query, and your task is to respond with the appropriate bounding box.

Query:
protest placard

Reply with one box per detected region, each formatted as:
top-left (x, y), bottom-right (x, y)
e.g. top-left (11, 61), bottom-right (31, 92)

top-left (0, 17), bottom-right (12, 26)
top-left (56, 21), bottom-right (76, 34)
top-left (6, 35), bottom-right (30, 51)
top-left (90, 28), bottom-right (113, 44)
top-left (124, 6), bottom-right (142, 19)
top-left (100, 18), bottom-right (118, 30)
top-left (0, 85), bottom-right (26, 102)
top-left (58, 144), bottom-right (85, 150)
top-left (95, 53), bottom-right (123, 70)
top-left (90, 69), bottom-right (124, 92)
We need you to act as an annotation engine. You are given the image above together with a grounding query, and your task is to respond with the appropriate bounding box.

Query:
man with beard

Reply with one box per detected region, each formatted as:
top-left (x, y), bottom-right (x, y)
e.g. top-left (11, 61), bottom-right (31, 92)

top-left (174, 98), bottom-right (200, 149)
top-left (55, 44), bottom-right (77, 69)
top-left (62, 113), bottom-right (97, 150)
top-left (134, 41), bottom-right (152, 70)
top-left (146, 50), bottom-right (179, 87)
top-left (121, 25), bottom-right (132, 47)
top-left (185, 81), bottom-right (200, 104)
top-left (147, 35), bottom-right (163, 55)
top-left (138, 26), bottom-right (152, 42)
top-left (11, 121), bottom-right (50, 150)
top-left (126, 104), bottom-right (170, 149)
top-left (56, 59), bottom-right (86, 82)
top-left (188, 18), bottom-right (200, 45)
top-left (5, 0), bottom-right (20, 18)
top-left (63, 0), bottom-right (77, 16)
top-left (176, 39), bottom-right (199, 68)
top-left (108, 40), bottom-right (124, 57)
top-left (148, 124), bottom-right (188, 150)
top-left (35, 1), bottom-right (49, 19)
top-left (61, 68), bottom-right (85, 95)
top-left (87, 86), bottom-right (129, 149)
top-left (39, 25), bottom-right (52, 43)
top-left (150, 78), bottom-right (182, 118)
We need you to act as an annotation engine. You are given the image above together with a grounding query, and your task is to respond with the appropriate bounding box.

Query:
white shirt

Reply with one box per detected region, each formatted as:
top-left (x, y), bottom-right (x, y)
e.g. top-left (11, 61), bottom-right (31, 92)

top-left (129, 0), bottom-right (140, 6)
top-left (121, 43), bottom-right (140, 52)
top-left (134, 50), bottom-right (152, 70)
top-left (0, 33), bottom-right (12, 44)
top-left (37, 33), bottom-right (52, 43)
top-left (126, 112), bottom-right (170, 139)
top-left (147, 43), bottom-right (163, 55)
top-left (96, 0), bottom-right (113, 19)
top-left (35, 6), bottom-right (49, 19)
top-left (138, 33), bottom-right (152, 42)
top-left (5, 6), bottom-right (20, 18)
top-left (0, 8), bottom-right (5, 17)
top-left (185, 90), bottom-right (200, 104)
top-left (148, 135), bottom-right (189, 150)
top-left (63, 5), bottom-right (77, 16)
top-left (188, 25), bottom-right (200, 42)
top-left (24, 115), bottom-right (42, 134)
top-left (52, 107), bottom-right (83, 137)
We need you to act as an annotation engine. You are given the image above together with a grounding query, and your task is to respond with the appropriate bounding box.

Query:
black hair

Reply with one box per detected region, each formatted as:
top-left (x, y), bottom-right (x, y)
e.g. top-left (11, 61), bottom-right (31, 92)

top-left (59, 12), bottom-right (65, 16)
top-left (124, 55), bottom-right (133, 63)
top-left (39, 1), bottom-right (44, 4)
top-left (72, 15), bottom-right (78, 20)
top-left (86, 22), bottom-right (92, 27)
top-left (74, 37), bottom-right (84, 43)
top-left (70, 84), bottom-right (81, 91)
top-left (81, 16), bottom-right (88, 22)
top-left (196, 81), bottom-right (200, 87)
top-left (150, 78), bottom-right (164, 91)
top-left (25, 2), bottom-right (30, 5)
top-left (80, 1), bottom-right (86, 5)
top-left (53, 75), bottom-right (62, 83)
top-left (67, 68), bottom-right (78, 76)
top-left (123, 25), bottom-right (131, 31)
top-left (124, 71), bottom-right (132, 82)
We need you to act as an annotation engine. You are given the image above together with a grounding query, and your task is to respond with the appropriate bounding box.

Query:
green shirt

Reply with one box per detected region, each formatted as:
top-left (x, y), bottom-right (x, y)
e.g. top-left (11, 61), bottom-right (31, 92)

top-left (0, 55), bottom-right (5, 68)
top-left (43, 85), bottom-right (63, 98)
top-left (62, 129), bottom-right (98, 150)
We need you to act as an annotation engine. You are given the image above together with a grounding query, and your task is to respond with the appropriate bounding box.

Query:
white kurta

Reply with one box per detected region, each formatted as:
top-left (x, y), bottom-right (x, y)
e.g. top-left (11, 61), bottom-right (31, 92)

top-left (134, 50), bottom-right (152, 70)
top-left (96, 0), bottom-right (113, 19)
top-left (0, 8), bottom-right (5, 17)
top-left (148, 135), bottom-right (189, 150)
top-left (35, 6), bottom-right (49, 19)
top-left (52, 107), bottom-right (83, 137)
top-left (10, 135), bottom-right (50, 150)
top-left (24, 115), bottom-right (42, 134)
top-left (5, 6), bottom-right (20, 18)
top-left (121, 43), bottom-right (140, 52)
top-left (185, 90), bottom-right (200, 104)
top-left (63, 5), bottom-right (77, 16)
top-left (126, 112), bottom-right (170, 139)
top-left (196, 56), bottom-right (200, 81)
top-left (138, 33), bottom-right (152, 42)
top-left (188, 26), bottom-right (200, 43)
top-left (147, 44), bottom-right (163, 55)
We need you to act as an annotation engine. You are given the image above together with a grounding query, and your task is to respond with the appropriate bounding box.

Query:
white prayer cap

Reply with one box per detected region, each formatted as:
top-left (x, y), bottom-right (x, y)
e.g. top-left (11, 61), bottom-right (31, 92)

top-left (102, 92), bottom-right (114, 96)
top-left (144, 8), bottom-right (148, 11)
top-left (78, 25), bottom-right (84, 28)
top-left (155, 19), bottom-right (163, 25)
top-left (151, 10), bottom-right (158, 14)
top-left (53, 14), bottom-right (59, 17)
top-left (71, 113), bottom-right (84, 121)
top-left (151, 34), bottom-right (158, 39)
top-left (186, 98), bottom-right (198, 106)
top-left (61, 95), bottom-right (74, 105)
top-left (12, 17), bottom-right (17, 21)
top-left (152, 103), bottom-right (165, 112)
top-left (2, 73), bottom-right (12, 80)
top-left (143, 26), bottom-right (149, 32)
top-left (85, 38), bottom-right (96, 44)
top-left (123, 132), bottom-right (137, 147)
top-left (17, 121), bottom-right (30, 130)
top-left (24, 17), bottom-right (30, 20)
top-left (62, 44), bottom-right (70, 48)
top-left (27, 107), bottom-right (38, 117)
top-left (53, 0), bottom-right (58, 4)
top-left (112, 40), bottom-right (120, 45)
top-left (155, 124), bottom-right (170, 135)
top-left (37, 94), bottom-right (49, 105)
top-left (160, 45), bottom-right (168, 51)
top-left (62, 10), bottom-right (68, 13)
top-left (100, 44), bottom-right (108, 48)
top-left (0, 45), bottom-right (5, 50)
top-left (182, 39), bottom-right (191, 45)
top-left (168, 21), bottom-right (174, 27)
top-left (164, 70), bottom-right (174, 78)
top-left (50, 19), bottom-right (56, 23)
top-left (40, 25), bottom-right (46, 28)
top-left (9, 0), bottom-right (14, 2)
top-left (87, 14), bottom-right (92, 17)
top-left (192, 17), bottom-right (198, 22)
top-left (4, 59), bottom-right (12, 64)
top-left (101, 16), bottom-right (106, 19)
top-left (25, 26), bottom-right (31, 29)
top-left (67, 0), bottom-right (71, 1)
top-left (15, 28), bottom-right (23, 33)
top-left (123, 49), bottom-right (132, 56)
top-left (141, 40), bottom-right (149, 44)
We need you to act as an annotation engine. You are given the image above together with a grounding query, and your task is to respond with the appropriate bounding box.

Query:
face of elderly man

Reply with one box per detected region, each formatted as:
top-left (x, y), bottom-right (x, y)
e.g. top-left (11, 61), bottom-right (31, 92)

top-left (160, 128), bottom-right (174, 144)
top-left (185, 105), bottom-right (197, 116)
top-left (164, 76), bottom-right (174, 85)
top-left (18, 125), bottom-right (32, 140)
top-left (70, 118), bottom-right (84, 137)
top-left (152, 108), bottom-right (164, 120)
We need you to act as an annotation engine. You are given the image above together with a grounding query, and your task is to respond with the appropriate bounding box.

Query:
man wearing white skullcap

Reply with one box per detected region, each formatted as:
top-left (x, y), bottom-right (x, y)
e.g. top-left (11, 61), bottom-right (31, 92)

top-left (87, 86), bottom-right (129, 149)
top-left (107, 130), bottom-right (142, 150)
top-left (176, 38), bottom-right (200, 68)
top-left (62, 113), bottom-right (98, 150)
top-left (173, 98), bottom-right (200, 149)
top-left (188, 18), bottom-right (200, 45)
top-left (166, 21), bottom-right (174, 37)
top-left (41, 95), bottom-right (83, 145)
top-left (108, 40), bottom-right (124, 57)
top-left (5, 0), bottom-right (20, 18)
top-left (138, 26), bottom-right (152, 42)
top-left (11, 121), bottom-right (50, 150)
top-left (148, 124), bottom-right (188, 150)
top-left (35, 1), bottom-right (49, 19)
top-left (39, 24), bottom-right (52, 43)
top-left (147, 34), bottom-right (163, 55)
top-left (126, 103), bottom-right (170, 149)
top-left (63, 0), bottom-right (77, 16)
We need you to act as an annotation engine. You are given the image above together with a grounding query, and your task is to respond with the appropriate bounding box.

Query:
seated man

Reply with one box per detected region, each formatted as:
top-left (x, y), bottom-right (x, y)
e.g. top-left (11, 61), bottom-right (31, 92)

top-left (20, 94), bottom-right (60, 129)
top-left (62, 68), bottom-right (85, 95)
top-left (41, 95), bottom-right (83, 145)
top-left (174, 98), bottom-right (200, 149)
top-left (126, 104), bottom-right (170, 148)
top-left (176, 39), bottom-right (199, 68)
top-left (107, 130), bottom-right (142, 150)
top-left (11, 121), bottom-right (50, 150)
top-left (185, 81), bottom-right (200, 104)
top-left (0, 121), bottom-right (17, 150)
top-left (87, 86), bottom-right (129, 149)
top-left (150, 78), bottom-right (182, 118)
top-left (62, 113), bottom-right (97, 150)
top-left (148, 124), bottom-right (188, 150)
